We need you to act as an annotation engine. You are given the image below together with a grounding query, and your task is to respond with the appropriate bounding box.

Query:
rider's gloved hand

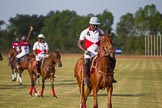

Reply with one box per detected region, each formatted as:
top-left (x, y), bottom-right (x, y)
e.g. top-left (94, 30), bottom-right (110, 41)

top-left (45, 54), bottom-right (49, 58)
top-left (85, 50), bottom-right (91, 56)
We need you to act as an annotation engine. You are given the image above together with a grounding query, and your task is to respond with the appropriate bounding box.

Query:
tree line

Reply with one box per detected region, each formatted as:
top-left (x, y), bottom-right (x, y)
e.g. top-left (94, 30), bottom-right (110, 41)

top-left (0, 4), bottom-right (162, 54)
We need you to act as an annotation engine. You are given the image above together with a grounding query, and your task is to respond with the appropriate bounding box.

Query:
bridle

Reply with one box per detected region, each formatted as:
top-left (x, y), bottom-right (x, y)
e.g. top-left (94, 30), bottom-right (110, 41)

top-left (100, 36), bottom-right (114, 57)
top-left (92, 35), bottom-right (114, 76)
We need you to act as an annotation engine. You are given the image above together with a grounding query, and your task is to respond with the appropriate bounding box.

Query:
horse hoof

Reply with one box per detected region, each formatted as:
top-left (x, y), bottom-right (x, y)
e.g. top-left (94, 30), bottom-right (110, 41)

top-left (80, 103), bottom-right (86, 108)
top-left (53, 96), bottom-right (57, 98)
top-left (29, 93), bottom-right (32, 97)
top-left (12, 78), bottom-right (16, 82)
top-left (35, 93), bottom-right (39, 97)
top-left (19, 83), bottom-right (22, 85)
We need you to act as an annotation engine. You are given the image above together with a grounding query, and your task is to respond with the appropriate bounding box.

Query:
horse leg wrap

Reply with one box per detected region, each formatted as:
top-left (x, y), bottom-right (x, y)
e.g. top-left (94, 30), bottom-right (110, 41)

top-left (17, 74), bottom-right (22, 84)
top-left (14, 72), bottom-right (17, 78)
top-left (12, 74), bottom-right (15, 81)
top-left (80, 103), bottom-right (86, 108)
top-left (29, 86), bottom-right (33, 95)
top-left (34, 87), bottom-right (39, 97)
top-left (52, 88), bottom-right (56, 97)
top-left (33, 87), bottom-right (37, 93)
top-left (40, 89), bottom-right (44, 97)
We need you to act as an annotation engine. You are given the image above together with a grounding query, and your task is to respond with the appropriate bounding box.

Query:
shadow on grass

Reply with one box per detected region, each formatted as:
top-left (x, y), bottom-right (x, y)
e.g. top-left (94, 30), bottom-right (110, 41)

top-left (0, 84), bottom-right (29, 90)
top-left (55, 79), bottom-right (77, 86)
top-left (112, 93), bottom-right (145, 97)
top-left (55, 82), bottom-right (77, 86)
top-left (94, 93), bottom-right (145, 97)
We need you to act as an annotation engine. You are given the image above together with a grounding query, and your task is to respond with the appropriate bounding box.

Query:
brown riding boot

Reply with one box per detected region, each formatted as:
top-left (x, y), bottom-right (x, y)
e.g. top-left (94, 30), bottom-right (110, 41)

top-left (16, 58), bottom-right (21, 69)
top-left (83, 58), bottom-right (91, 85)
top-left (110, 56), bottom-right (117, 83)
top-left (36, 61), bottom-right (41, 78)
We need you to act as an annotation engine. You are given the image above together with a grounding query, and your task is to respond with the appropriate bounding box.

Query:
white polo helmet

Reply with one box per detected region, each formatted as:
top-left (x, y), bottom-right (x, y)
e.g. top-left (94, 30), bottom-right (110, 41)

top-left (89, 17), bottom-right (101, 25)
top-left (21, 36), bottom-right (26, 41)
top-left (15, 37), bottom-right (19, 41)
top-left (38, 34), bottom-right (45, 38)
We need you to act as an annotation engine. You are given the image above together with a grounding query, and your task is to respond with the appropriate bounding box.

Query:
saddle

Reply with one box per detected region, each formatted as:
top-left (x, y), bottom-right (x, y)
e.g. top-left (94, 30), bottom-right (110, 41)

top-left (19, 54), bottom-right (29, 62)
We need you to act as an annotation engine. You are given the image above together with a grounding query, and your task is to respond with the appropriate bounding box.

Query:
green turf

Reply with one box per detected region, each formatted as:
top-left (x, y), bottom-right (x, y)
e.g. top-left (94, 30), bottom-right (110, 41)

top-left (0, 55), bottom-right (162, 108)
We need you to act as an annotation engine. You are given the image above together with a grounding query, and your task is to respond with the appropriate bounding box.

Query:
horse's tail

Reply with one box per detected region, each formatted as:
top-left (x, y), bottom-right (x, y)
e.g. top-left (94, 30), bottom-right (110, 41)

top-left (7, 54), bottom-right (12, 66)
top-left (74, 57), bottom-right (84, 80)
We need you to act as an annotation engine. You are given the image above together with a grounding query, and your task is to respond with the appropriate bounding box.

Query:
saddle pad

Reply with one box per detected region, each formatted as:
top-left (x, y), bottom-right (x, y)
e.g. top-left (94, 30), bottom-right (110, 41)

top-left (32, 60), bottom-right (36, 67)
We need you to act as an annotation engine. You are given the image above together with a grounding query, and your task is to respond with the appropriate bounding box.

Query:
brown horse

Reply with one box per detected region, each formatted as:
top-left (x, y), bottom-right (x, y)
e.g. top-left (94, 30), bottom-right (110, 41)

top-left (8, 48), bottom-right (35, 85)
top-left (28, 50), bottom-right (62, 97)
top-left (0, 52), bottom-right (3, 61)
top-left (8, 48), bottom-right (19, 82)
top-left (16, 54), bottom-right (35, 85)
top-left (74, 33), bottom-right (114, 108)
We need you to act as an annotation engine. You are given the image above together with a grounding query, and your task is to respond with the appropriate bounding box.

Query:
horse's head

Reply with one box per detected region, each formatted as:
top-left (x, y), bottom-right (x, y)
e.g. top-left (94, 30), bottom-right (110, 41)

top-left (50, 49), bottom-right (62, 67)
top-left (8, 48), bottom-right (18, 63)
top-left (100, 33), bottom-right (114, 57)
top-left (9, 48), bottom-right (18, 57)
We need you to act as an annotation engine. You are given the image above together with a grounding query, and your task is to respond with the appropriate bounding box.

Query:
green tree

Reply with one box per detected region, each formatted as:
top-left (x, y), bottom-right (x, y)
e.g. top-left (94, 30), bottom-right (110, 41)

top-left (42, 10), bottom-right (82, 52)
top-left (134, 4), bottom-right (161, 35)
top-left (99, 10), bottom-right (114, 31)
top-left (116, 13), bottom-right (134, 50)
top-left (7, 14), bottom-right (45, 41)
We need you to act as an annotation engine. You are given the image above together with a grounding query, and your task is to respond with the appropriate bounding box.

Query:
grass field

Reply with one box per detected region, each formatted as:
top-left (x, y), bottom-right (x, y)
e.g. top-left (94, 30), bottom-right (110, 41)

top-left (0, 54), bottom-right (162, 108)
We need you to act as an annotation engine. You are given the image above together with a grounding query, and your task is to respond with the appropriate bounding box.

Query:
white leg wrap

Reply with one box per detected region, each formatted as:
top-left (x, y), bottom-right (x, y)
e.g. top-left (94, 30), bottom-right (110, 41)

top-left (12, 74), bottom-right (15, 80)
top-left (14, 72), bottom-right (17, 78)
top-left (17, 74), bottom-right (22, 84)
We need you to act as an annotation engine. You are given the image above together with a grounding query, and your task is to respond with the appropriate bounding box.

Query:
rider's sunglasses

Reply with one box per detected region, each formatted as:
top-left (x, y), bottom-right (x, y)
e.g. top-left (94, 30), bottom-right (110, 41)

top-left (92, 25), bottom-right (98, 27)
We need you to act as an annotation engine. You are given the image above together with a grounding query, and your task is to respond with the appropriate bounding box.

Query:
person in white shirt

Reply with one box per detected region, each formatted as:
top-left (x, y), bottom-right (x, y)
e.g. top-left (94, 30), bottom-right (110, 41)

top-left (77, 17), bottom-right (105, 85)
top-left (16, 36), bottom-right (30, 69)
top-left (33, 34), bottom-right (49, 78)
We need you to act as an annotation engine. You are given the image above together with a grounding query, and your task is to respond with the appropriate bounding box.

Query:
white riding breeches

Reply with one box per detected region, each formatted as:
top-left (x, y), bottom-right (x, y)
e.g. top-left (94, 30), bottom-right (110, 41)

top-left (16, 52), bottom-right (29, 59)
top-left (84, 50), bottom-right (97, 59)
top-left (36, 54), bottom-right (46, 61)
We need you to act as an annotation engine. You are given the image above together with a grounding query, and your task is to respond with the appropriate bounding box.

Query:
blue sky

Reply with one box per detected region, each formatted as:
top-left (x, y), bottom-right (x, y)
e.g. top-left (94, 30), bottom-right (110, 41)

top-left (0, 0), bottom-right (162, 31)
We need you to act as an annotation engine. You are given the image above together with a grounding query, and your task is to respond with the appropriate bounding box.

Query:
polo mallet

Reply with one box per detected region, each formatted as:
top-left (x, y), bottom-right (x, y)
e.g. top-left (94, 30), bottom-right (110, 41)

top-left (26, 26), bottom-right (33, 41)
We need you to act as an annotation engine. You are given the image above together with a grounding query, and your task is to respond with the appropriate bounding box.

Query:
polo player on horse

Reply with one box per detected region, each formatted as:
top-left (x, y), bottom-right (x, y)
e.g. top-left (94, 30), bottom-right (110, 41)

top-left (77, 16), bottom-right (116, 85)
top-left (32, 34), bottom-right (49, 78)
top-left (15, 36), bottom-right (31, 70)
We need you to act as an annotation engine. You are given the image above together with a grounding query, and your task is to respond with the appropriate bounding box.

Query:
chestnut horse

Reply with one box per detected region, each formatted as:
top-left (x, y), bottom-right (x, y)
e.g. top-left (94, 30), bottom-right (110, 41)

top-left (28, 50), bottom-right (62, 97)
top-left (0, 52), bottom-right (3, 61)
top-left (8, 48), bottom-right (19, 82)
top-left (16, 54), bottom-right (35, 85)
top-left (74, 33), bottom-right (114, 108)
top-left (8, 48), bottom-right (35, 85)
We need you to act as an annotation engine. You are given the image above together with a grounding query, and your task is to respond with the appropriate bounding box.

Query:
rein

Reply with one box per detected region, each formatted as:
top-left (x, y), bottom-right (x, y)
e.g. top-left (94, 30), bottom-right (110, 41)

top-left (91, 55), bottom-right (113, 76)
top-left (100, 37), bottom-right (113, 57)
top-left (90, 35), bottom-right (114, 76)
